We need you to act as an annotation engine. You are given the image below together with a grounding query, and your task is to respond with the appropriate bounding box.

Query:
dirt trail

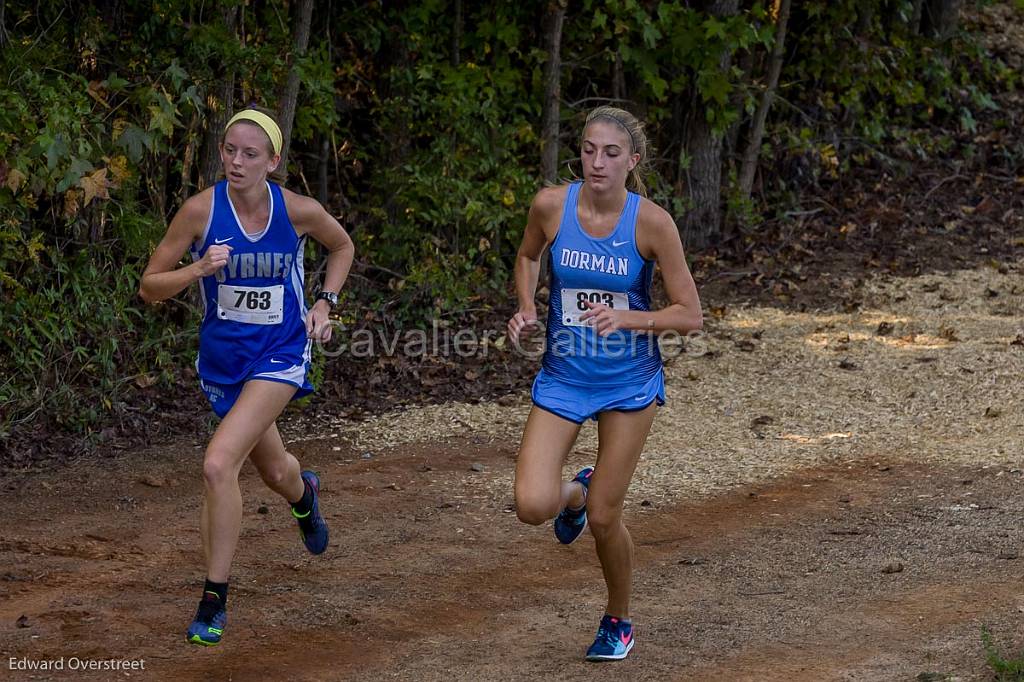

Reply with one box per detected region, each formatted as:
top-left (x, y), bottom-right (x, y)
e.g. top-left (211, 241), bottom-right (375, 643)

top-left (3, 260), bottom-right (1024, 681)
top-left (2, 437), bottom-right (1022, 682)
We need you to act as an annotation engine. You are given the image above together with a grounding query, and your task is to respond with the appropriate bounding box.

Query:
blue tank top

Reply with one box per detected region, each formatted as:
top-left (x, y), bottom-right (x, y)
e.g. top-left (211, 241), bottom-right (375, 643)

top-left (190, 181), bottom-right (309, 385)
top-left (542, 182), bottom-right (662, 386)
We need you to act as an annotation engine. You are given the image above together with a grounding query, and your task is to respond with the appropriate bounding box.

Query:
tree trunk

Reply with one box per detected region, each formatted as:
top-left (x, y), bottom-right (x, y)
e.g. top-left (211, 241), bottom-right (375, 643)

top-left (683, 114), bottom-right (723, 249)
top-left (451, 0), bottom-right (462, 66)
top-left (317, 134), bottom-right (329, 206)
top-left (101, 0), bottom-right (123, 36)
top-left (856, 3), bottom-right (873, 36)
top-left (179, 112), bottom-right (199, 203)
top-left (922, 0), bottom-right (962, 41)
top-left (738, 0), bottom-right (791, 201)
top-left (199, 6), bottom-right (238, 190)
top-left (276, 0), bottom-right (314, 178)
top-left (539, 0), bottom-right (568, 184)
top-left (0, 0), bottom-right (7, 49)
top-left (725, 47), bottom-right (756, 163)
top-left (909, 0), bottom-right (925, 34)
top-left (380, 7), bottom-right (413, 231)
top-left (681, 0), bottom-right (739, 249)
top-left (612, 49), bottom-right (626, 102)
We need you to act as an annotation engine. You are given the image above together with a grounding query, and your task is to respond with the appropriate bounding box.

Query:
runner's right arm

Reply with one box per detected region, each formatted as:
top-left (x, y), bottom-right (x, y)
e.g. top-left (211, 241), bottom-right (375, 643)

top-left (139, 192), bottom-right (223, 304)
top-left (508, 187), bottom-right (561, 343)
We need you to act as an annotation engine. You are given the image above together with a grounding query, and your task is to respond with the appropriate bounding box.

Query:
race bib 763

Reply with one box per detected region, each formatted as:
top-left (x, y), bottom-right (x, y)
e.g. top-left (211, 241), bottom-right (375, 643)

top-left (216, 284), bottom-right (284, 325)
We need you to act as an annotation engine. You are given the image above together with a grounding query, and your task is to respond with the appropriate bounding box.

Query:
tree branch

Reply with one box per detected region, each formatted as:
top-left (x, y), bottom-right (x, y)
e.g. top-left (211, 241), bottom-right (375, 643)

top-left (539, 0), bottom-right (568, 183)
top-left (738, 0), bottom-right (792, 201)
top-left (277, 0), bottom-right (314, 175)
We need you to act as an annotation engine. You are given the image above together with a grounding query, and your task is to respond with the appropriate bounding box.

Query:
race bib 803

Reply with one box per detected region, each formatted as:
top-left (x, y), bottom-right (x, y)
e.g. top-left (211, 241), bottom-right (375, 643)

top-left (216, 284), bottom-right (284, 325)
top-left (559, 288), bottom-right (629, 327)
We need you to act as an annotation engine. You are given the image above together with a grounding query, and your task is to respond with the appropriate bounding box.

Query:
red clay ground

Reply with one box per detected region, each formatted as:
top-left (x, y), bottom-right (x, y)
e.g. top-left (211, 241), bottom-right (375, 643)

top-left (2, 434), bottom-right (1023, 681)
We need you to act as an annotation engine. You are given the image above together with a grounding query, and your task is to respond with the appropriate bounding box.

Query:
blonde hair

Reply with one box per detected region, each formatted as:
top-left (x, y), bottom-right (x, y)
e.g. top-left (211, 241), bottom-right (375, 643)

top-left (221, 105), bottom-right (287, 185)
top-left (583, 106), bottom-right (650, 197)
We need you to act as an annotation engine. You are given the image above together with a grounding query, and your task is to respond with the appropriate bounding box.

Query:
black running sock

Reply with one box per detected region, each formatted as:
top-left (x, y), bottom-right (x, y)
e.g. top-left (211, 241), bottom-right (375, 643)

top-left (290, 480), bottom-right (314, 517)
top-left (202, 579), bottom-right (228, 606)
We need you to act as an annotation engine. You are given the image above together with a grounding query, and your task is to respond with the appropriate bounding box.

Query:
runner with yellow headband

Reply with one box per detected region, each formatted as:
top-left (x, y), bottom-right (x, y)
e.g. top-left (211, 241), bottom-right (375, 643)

top-left (139, 105), bottom-right (355, 646)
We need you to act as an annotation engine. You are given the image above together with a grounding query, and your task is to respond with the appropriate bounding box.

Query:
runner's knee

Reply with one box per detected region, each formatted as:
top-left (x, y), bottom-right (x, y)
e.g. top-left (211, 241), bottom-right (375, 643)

top-left (515, 492), bottom-right (560, 525)
top-left (255, 458), bottom-right (290, 488)
top-left (586, 502), bottom-right (623, 538)
top-left (202, 450), bottom-right (239, 489)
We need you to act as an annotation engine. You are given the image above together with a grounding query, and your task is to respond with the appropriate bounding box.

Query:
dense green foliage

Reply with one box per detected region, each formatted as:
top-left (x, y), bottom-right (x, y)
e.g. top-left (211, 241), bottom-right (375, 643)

top-left (0, 0), bottom-right (1016, 443)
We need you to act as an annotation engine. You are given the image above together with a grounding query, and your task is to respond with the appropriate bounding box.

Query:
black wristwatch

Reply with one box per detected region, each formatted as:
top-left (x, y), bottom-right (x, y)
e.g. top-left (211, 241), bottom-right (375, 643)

top-left (315, 290), bottom-right (338, 308)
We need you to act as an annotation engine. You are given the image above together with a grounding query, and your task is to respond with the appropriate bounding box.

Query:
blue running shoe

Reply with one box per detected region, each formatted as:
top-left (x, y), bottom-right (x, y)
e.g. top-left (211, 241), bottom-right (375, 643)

top-left (292, 470), bottom-right (329, 555)
top-left (187, 595), bottom-right (227, 646)
top-left (554, 467), bottom-right (593, 545)
top-left (585, 614), bottom-right (634, 661)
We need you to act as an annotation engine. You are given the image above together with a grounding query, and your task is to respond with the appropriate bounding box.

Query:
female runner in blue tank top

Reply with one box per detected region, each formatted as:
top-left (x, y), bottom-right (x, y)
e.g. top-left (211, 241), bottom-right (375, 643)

top-left (508, 106), bottom-right (702, 661)
top-left (138, 107), bottom-right (354, 647)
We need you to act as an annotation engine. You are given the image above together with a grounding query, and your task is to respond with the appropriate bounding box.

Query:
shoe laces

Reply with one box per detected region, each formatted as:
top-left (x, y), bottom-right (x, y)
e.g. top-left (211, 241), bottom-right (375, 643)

top-left (195, 598), bottom-right (224, 624)
top-left (596, 618), bottom-right (624, 645)
top-left (304, 509), bottom-right (325, 532)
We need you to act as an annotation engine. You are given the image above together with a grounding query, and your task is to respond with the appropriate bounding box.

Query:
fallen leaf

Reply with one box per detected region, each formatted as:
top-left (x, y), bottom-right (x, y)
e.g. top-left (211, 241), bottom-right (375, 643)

top-left (87, 80), bottom-right (109, 106)
top-left (5, 167), bottom-right (26, 193)
top-left (106, 155), bottom-right (130, 187)
top-left (80, 167), bottom-right (110, 206)
top-left (63, 189), bottom-right (81, 218)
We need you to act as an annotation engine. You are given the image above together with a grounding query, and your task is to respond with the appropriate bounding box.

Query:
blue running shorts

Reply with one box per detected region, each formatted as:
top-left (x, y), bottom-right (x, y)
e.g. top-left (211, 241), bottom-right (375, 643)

top-left (199, 355), bottom-right (312, 419)
top-left (530, 367), bottom-right (665, 424)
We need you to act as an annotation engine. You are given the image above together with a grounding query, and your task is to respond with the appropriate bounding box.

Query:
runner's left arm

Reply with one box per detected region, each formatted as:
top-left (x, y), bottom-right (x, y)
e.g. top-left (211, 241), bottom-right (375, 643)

top-left (285, 191), bottom-right (355, 342)
top-left (580, 202), bottom-right (702, 335)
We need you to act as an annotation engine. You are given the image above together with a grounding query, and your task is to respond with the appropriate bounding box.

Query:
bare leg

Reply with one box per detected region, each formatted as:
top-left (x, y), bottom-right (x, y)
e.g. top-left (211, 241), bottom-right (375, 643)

top-left (589, 403), bottom-right (657, 619)
top-left (514, 407), bottom-right (583, 525)
top-left (200, 380), bottom-right (297, 582)
top-left (247, 422), bottom-right (304, 503)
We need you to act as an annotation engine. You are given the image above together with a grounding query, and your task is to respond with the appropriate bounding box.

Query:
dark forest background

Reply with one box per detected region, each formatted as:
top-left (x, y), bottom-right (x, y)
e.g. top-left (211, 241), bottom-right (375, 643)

top-left (1, 0), bottom-right (1020, 461)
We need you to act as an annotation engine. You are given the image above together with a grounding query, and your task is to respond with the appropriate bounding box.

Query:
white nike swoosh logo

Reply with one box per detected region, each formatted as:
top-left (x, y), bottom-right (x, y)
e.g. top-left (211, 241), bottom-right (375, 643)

top-left (634, 396), bottom-right (646, 401)
top-left (612, 240), bottom-right (629, 247)
top-left (214, 237), bottom-right (233, 244)
top-left (269, 359), bottom-right (286, 364)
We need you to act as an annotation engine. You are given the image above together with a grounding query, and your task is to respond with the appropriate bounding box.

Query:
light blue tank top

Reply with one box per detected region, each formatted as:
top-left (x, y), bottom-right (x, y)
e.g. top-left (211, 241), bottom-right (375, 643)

top-left (542, 182), bottom-right (662, 386)
top-left (190, 181), bottom-right (309, 385)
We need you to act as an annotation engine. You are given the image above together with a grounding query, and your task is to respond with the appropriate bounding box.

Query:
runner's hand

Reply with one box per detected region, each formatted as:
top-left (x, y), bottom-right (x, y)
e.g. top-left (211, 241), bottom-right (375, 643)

top-left (579, 300), bottom-right (625, 336)
top-left (507, 309), bottom-right (539, 344)
top-left (306, 301), bottom-right (333, 342)
top-left (195, 244), bottom-right (231, 277)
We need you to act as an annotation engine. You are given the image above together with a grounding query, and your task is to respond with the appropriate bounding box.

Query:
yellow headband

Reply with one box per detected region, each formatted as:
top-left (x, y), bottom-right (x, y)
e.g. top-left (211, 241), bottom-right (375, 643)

top-left (225, 110), bottom-right (283, 156)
